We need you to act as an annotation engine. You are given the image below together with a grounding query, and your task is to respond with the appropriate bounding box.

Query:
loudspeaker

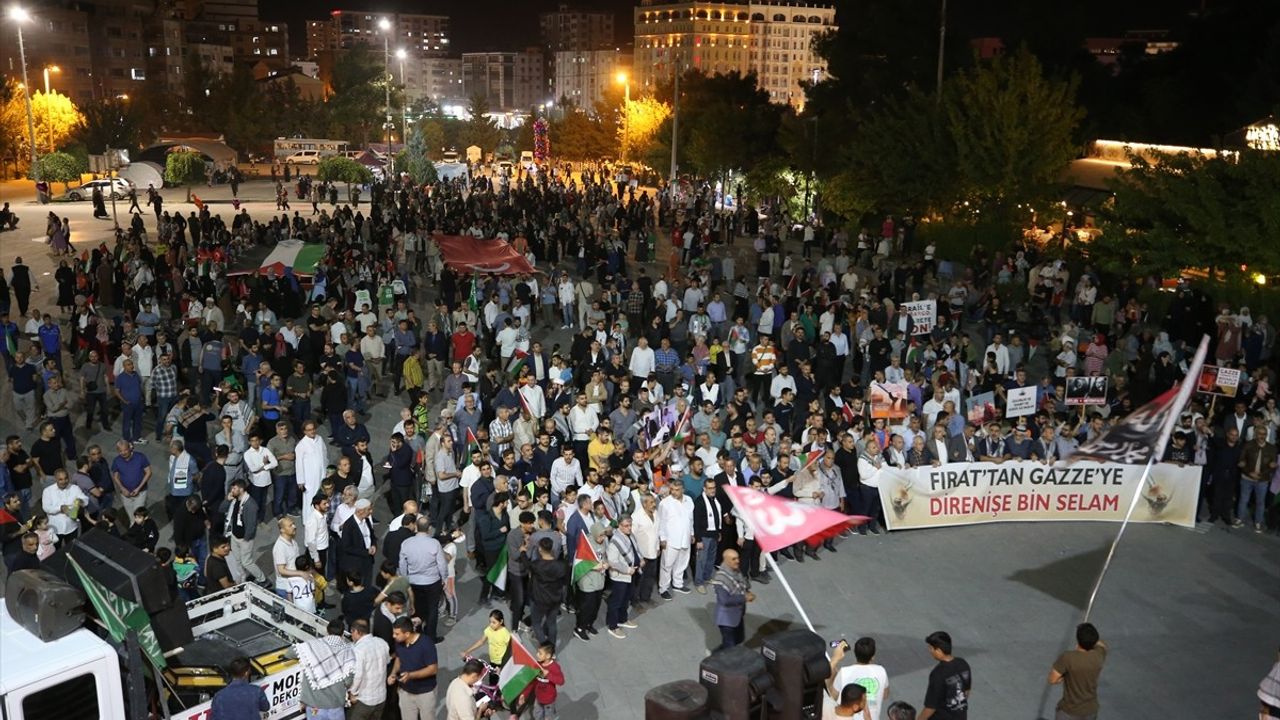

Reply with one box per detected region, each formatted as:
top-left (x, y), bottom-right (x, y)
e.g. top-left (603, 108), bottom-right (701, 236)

top-left (149, 603), bottom-right (195, 651)
top-left (69, 528), bottom-right (177, 613)
top-left (5, 570), bottom-right (86, 641)
top-left (645, 679), bottom-right (710, 720)
top-left (700, 645), bottom-right (773, 720)
top-left (761, 630), bottom-right (828, 720)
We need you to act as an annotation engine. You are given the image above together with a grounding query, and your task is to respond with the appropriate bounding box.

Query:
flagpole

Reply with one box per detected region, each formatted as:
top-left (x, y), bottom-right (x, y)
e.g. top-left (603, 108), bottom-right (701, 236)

top-left (761, 549), bottom-right (817, 633)
top-left (1082, 455), bottom-right (1155, 622)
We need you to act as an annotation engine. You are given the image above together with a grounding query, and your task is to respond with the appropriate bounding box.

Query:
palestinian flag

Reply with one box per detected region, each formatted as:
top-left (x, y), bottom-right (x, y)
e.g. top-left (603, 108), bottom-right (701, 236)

top-left (498, 635), bottom-right (541, 706)
top-left (0, 507), bottom-right (21, 531)
top-left (571, 533), bottom-right (600, 584)
top-left (485, 544), bottom-right (508, 592)
top-left (506, 349), bottom-right (528, 376)
top-left (464, 427), bottom-right (481, 467)
top-left (670, 408), bottom-right (692, 445)
top-left (256, 239), bottom-right (326, 277)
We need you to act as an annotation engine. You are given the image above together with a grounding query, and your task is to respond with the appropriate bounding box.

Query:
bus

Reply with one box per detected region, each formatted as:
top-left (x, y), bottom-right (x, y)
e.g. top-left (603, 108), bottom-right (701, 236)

top-left (272, 137), bottom-right (349, 160)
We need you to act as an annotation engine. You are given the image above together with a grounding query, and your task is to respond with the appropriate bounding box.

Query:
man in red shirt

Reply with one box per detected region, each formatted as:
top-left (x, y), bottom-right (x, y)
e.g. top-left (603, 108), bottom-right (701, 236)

top-left (451, 323), bottom-right (476, 364)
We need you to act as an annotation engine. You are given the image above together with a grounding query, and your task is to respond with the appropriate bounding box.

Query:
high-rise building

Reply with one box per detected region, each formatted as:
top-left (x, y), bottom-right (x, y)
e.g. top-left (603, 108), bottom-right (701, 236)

top-left (632, 1), bottom-right (837, 110)
top-left (554, 49), bottom-right (630, 110)
top-left (398, 56), bottom-right (465, 108)
top-left (539, 3), bottom-right (616, 92)
top-left (462, 50), bottom-right (545, 113)
top-left (306, 10), bottom-right (450, 59)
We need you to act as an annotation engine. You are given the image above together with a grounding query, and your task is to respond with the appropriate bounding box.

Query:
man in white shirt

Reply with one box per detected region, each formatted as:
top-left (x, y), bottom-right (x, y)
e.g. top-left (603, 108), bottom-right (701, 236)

top-left (828, 637), bottom-right (890, 720)
top-left (42, 468), bottom-right (88, 545)
top-left (243, 433), bottom-right (278, 514)
top-left (984, 334), bottom-right (1011, 376)
top-left (348, 618), bottom-right (390, 718)
top-left (305, 494), bottom-right (331, 573)
top-left (770, 364), bottom-right (797, 403)
top-left (656, 482), bottom-right (695, 598)
top-left (294, 421), bottom-right (328, 533)
top-left (548, 447), bottom-right (583, 501)
top-left (928, 424), bottom-right (952, 466)
top-left (629, 337), bottom-right (655, 384)
top-left (359, 325), bottom-right (386, 396)
top-left (272, 516), bottom-right (310, 595)
top-left (568, 394), bottom-right (598, 460)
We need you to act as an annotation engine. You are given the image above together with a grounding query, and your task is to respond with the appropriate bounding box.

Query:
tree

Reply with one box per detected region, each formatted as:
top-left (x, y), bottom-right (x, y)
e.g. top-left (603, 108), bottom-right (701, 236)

top-left (552, 110), bottom-right (614, 161)
top-left (30, 90), bottom-right (83, 154)
top-left (678, 72), bottom-right (783, 184)
top-left (164, 150), bottom-right (207, 202)
top-left (33, 151), bottom-right (83, 191)
top-left (398, 126), bottom-right (438, 186)
top-left (75, 96), bottom-right (145, 153)
top-left (316, 156), bottom-right (374, 202)
top-left (459, 94), bottom-right (501, 155)
top-left (0, 79), bottom-right (29, 175)
top-left (1094, 150), bottom-right (1280, 281)
top-left (416, 119), bottom-right (447, 159)
top-left (620, 96), bottom-right (671, 162)
top-left (325, 45), bottom-right (393, 147)
top-left (943, 48), bottom-right (1083, 217)
top-left (843, 89), bottom-right (958, 215)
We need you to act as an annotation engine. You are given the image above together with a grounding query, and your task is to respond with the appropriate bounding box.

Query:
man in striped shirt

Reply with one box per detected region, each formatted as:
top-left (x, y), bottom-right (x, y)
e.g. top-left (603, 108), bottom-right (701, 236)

top-left (750, 337), bottom-right (777, 407)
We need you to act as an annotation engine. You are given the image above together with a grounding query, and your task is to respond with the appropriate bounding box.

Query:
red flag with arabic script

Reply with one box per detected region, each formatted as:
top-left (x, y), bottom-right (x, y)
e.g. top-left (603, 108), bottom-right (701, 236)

top-left (723, 485), bottom-right (871, 553)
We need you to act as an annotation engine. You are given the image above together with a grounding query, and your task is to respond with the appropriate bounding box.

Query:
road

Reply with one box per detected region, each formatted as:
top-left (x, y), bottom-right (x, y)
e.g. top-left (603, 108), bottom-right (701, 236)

top-left (0, 179), bottom-right (1276, 718)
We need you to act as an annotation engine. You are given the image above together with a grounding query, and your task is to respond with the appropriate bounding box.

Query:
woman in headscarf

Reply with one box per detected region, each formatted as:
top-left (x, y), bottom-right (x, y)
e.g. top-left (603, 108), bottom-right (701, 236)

top-left (1084, 334), bottom-right (1109, 376)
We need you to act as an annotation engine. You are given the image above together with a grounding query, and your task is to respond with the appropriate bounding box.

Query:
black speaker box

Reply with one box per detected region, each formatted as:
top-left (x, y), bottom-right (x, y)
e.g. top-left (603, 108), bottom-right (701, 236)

top-left (700, 645), bottom-right (773, 720)
top-left (761, 630), bottom-right (828, 720)
top-left (5, 570), bottom-right (87, 641)
top-left (149, 603), bottom-right (195, 651)
top-left (69, 527), bottom-right (177, 613)
top-left (645, 679), bottom-right (710, 720)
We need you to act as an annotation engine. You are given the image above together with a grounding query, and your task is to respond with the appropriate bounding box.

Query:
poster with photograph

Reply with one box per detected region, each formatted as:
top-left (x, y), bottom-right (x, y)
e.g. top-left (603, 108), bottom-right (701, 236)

top-left (870, 382), bottom-right (912, 419)
top-left (1196, 365), bottom-right (1241, 397)
top-left (1065, 376), bottom-right (1108, 406)
top-left (966, 391), bottom-right (1000, 425)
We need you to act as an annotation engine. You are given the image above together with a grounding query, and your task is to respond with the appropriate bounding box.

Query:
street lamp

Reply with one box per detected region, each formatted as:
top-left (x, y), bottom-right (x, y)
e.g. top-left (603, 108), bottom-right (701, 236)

top-left (615, 70), bottom-right (629, 162)
top-left (378, 17), bottom-right (393, 173)
top-left (42, 64), bottom-right (59, 94)
top-left (396, 48), bottom-right (409, 144)
top-left (42, 65), bottom-right (60, 152)
top-left (9, 5), bottom-right (40, 185)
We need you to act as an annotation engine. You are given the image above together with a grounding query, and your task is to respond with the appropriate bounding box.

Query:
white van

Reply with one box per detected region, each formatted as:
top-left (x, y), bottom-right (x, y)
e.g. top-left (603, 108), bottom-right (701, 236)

top-left (519, 150), bottom-right (535, 168)
top-left (0, 604), bottom-right (126, 720)
top-left (284, 150), bottom-right (321, 165)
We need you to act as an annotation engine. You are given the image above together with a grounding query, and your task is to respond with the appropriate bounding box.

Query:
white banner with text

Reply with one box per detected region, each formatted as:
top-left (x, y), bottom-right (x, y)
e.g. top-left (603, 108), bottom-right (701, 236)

top-left (872, 460), bottom-right (1199, 530)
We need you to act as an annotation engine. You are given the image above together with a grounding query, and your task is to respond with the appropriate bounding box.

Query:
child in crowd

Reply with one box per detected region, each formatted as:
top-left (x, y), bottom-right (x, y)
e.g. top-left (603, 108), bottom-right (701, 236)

top-left (528, 642), bottom-right (565, 720)
top-left (32, 515), bottom-right (55, 561)
top-left (172, 543), bottom-right (200, 601)
top-left (459, 609), bottom-right (512, 665)
top-left (125, 508), bottom-right (159, 553)
top-left (442, 528), bottom-right (465, 626)
top-left (287, 555), bottom-right (318, 613)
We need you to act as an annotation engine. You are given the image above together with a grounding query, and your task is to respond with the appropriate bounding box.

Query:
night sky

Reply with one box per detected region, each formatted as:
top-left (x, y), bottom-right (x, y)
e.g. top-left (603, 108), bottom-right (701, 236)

top-left (261, 0), bottom-right (637, 54)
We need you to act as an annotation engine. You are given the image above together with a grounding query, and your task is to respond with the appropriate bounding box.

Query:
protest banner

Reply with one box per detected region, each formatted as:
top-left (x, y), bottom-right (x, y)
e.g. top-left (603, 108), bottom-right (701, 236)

top-left (872, 460), bottom-right (1199, 530)
top-left (902, 300), bottom-right (937, 336)
top-left (870, 382), bottom-right (911, 419)
top-left (1005, 386), bottom-right (1037, 418)
top-left (1196, 365), bottom-right (1241, 397)
top-left (1065, 376), bottom-right (1108, 406)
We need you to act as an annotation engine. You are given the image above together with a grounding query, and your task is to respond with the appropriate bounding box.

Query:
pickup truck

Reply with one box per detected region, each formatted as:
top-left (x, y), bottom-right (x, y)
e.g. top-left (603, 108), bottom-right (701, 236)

top-left (1, 583), bottom-right (329, 720)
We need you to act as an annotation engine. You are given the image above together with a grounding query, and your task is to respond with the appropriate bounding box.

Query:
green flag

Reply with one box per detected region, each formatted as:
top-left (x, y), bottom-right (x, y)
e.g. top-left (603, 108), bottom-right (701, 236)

top-left (69, 557), bottom-right (168, 669)
top-left (485, 544), bottom-right (508, 592)
top-left (468, 273), bottom-right (479, 314)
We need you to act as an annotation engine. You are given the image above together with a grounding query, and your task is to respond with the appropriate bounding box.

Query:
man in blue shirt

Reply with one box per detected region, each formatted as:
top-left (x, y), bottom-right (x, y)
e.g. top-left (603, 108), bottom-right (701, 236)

top-left (210, 657), bottom-right (268, 720)
top-left (390, 617), bottom-right (439, 720)
top-left (110, 440), bottom-right (152, 518)
top-left (7, 351), bottom-right (38, 430)
top-left (37, 315), bottom-right (61, 373)
top-left (114, 358), bottom-right (146, 445)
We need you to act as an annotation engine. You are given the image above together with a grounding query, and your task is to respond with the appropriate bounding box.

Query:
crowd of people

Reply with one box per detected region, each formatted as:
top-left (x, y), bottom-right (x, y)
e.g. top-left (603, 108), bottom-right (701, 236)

top-left (0, 159), bottom-right (1274, 720)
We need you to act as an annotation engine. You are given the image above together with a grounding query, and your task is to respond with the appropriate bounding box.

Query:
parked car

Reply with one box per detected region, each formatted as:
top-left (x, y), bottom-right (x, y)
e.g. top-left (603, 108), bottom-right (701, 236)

top-left (61, 178), bottom-right (133, 202)
top-left (284, 150), bottom-right (322, 165)
top-left (442, 149), bottom-right (460, 163)
top-left (519, 150), bottom-right (535, 168)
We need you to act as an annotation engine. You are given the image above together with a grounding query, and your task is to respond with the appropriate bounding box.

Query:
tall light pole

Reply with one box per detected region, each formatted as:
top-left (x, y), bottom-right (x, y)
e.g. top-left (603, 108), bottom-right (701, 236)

top-left (42, 65), bottom-right (59, 152)
top-left (378, 17), bottom-right (393, 174)
top-left (9, 5), bottom-right (39, 183)
top-left (396, 48), bottom-right (409, 145)
top-left (615, 70), bottom-right (629, 162)
top-left (669, 58), bottom-right (680, 192)
top-left (935, 0), bottom-right (947, 104)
